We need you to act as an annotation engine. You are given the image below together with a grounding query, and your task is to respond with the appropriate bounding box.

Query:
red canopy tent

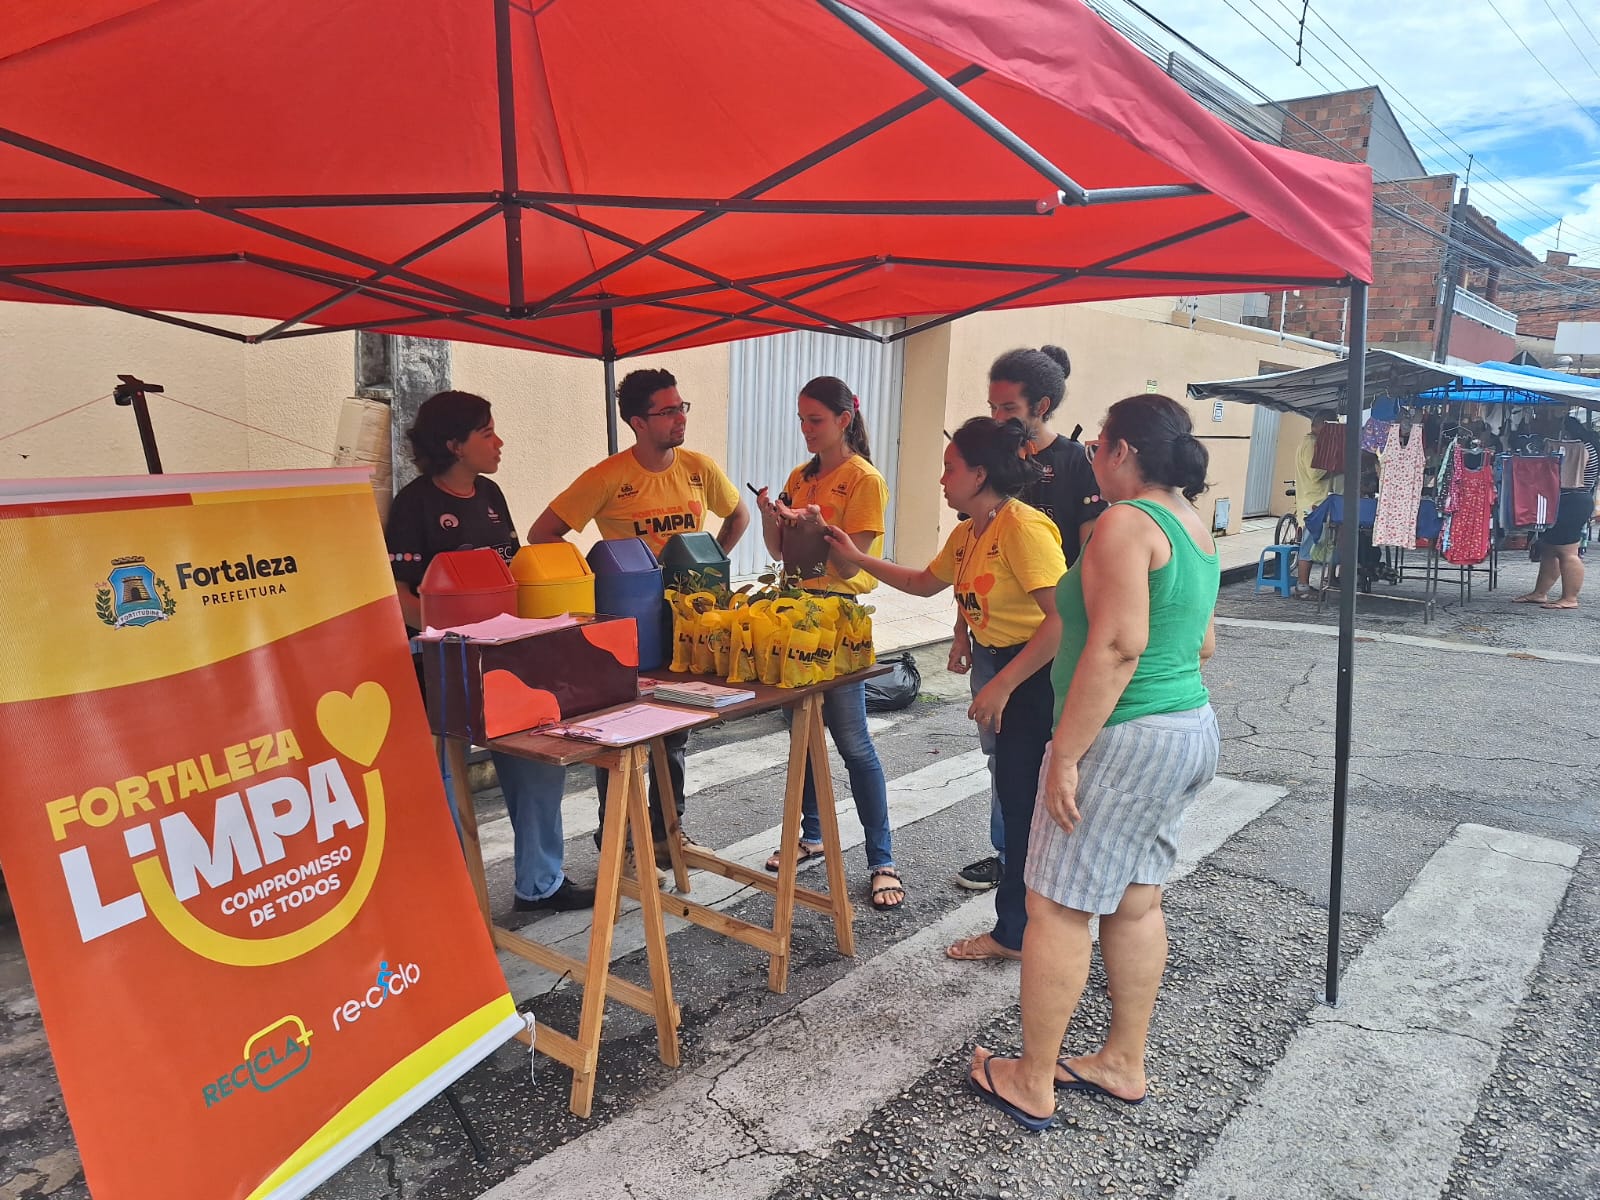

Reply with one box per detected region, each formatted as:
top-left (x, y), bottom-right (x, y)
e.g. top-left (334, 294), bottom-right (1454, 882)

top-left (0, 0), bottom-right (1374, 995)
top-left (1, 0), bottom-right (1369, 355)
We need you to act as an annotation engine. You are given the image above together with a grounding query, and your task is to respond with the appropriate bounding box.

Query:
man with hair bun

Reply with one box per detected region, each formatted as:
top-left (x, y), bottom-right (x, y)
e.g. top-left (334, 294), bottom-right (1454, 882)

top-left (952, 346), bottom-right (1106, 894)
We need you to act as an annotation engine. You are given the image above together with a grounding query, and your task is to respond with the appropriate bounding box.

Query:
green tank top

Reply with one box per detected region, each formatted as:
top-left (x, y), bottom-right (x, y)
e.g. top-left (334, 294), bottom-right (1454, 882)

top-left (1052, 499), bottom-right (1220, 727)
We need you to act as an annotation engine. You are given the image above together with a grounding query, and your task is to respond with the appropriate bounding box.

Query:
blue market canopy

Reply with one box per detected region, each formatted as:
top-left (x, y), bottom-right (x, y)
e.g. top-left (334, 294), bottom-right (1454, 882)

top-left (1188, 348), bottom-right (1600, 414)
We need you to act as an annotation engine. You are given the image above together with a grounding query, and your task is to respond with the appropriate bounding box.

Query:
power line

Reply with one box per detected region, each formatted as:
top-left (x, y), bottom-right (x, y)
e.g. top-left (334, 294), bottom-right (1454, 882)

top-left (1562, 0), bottom-right (1600, 52)
top-left (1249, 0), bottom-right (1600, 254)
top-left (1102, 0), bottom-right (1600, 300)
top-left (1481, 0), bottom-right (1600, 131)
top-left (1107, 0), bottom-right (1600, 265)
top-left (1540, 0), bottom-right (1600, 87)
top-left (1218, 0), bottom-right (1345, 94)
top-left (1289, 0), bottom-right (1600, 251)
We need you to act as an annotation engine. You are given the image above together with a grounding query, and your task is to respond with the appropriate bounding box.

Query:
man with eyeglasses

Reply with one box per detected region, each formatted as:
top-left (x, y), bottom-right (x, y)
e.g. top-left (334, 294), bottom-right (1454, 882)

top-left (950, 346), bottom-right (1104, 895)
top-left (528, 368), bottom-right (749, 881)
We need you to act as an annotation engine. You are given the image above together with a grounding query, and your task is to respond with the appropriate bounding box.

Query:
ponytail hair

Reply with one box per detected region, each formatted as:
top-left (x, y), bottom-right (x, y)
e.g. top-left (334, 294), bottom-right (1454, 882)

top-left (949, 416), bottom-right (1042, 498)
top-left (799, 375), bottom-right (872, 479)
top-left (1101, 394), bottom-right (1209, 502)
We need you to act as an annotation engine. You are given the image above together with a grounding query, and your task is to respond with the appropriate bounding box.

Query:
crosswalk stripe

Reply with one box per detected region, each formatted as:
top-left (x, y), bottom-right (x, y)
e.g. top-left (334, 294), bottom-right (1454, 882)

top-left (496, 746), bottom-right (989, 997)
top-left (480, 777), bottom-right (1288, 1200)
top-left (1174, 823), bottom-right (1580, 1200)
top-left (1213, 615), bottom-right (1600, 668)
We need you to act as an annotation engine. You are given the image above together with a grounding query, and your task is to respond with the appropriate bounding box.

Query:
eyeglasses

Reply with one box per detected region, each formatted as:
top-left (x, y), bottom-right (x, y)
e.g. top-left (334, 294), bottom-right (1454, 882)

top-left (1083, 438), bottom-right (1134, 462)
top-left (646, 402), bottom-right (691, 419)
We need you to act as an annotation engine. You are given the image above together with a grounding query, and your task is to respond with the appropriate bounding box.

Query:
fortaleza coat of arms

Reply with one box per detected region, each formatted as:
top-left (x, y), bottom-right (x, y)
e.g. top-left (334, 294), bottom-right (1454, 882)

top-left (95, 556), bottom-right (176, 628)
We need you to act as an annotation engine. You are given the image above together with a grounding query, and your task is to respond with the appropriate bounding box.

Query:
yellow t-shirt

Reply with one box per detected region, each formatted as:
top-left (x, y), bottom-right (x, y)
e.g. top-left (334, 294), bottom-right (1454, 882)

top-left (782, 455), bottom-right (888, 594)
top-left (1295, 432), bottom-right (1341, 519)
top-left (930, 500), bottom-right (1065, 648)
top-left (550, 447), bottom-right (739, 557)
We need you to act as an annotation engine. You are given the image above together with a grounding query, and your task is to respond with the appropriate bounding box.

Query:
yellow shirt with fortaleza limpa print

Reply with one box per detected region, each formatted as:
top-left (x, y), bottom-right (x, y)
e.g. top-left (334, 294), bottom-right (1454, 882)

top-left (929, 500), bottom-right (1065, 648)
top-left (781, 455), bottom-right (888, 595)
top-left (549, 447), bottom-right (739, 556)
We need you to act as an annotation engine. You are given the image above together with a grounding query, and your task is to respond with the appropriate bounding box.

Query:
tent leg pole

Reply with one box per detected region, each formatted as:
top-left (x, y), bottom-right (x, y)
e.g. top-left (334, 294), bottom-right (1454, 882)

top-left (114, 375), bottom-right (165, 474)
top-left (602, 308), bottom-right (618, 455)
top-left (1324, 279), bottom-right (1368, 1007)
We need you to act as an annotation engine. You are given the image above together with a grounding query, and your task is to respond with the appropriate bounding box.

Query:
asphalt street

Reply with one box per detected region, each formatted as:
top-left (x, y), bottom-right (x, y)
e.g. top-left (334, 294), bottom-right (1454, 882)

top-left (1, 555), bottom-right (1596, 1199)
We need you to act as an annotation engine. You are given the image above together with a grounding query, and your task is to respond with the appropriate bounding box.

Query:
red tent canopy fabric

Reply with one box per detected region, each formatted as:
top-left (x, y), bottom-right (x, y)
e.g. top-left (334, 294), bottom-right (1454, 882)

top-left (0, 0), bottom-right (1372, 358)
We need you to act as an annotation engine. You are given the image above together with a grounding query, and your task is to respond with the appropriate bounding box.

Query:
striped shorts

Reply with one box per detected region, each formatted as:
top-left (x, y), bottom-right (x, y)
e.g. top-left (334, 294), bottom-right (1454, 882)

top-left (1024, 706), bottom-right (1219, 915)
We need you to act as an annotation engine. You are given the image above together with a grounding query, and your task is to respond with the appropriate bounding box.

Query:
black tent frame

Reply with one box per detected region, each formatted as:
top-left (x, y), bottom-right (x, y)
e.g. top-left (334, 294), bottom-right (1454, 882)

top-left (0, 0), bottom-right (1370, 1000)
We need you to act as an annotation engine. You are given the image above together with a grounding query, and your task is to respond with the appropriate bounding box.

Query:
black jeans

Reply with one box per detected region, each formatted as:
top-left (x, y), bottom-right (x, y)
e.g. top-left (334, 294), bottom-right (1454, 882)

top-left (594, 727), bottom-right (689, 843)
top-left (979, 642), bottom-right (1055, 952)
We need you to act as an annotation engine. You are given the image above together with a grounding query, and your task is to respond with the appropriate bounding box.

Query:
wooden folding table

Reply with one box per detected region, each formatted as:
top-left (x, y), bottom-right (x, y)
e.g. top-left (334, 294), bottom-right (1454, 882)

top-left (441, 665), bottom-right (883, 1117)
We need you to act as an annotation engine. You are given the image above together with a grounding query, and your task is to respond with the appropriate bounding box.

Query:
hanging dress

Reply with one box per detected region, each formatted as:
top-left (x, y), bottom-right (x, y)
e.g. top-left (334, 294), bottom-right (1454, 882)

top-left (1442, 446), bottom-right (1496, 565)
top-left (1372, 421), bottom-right (1426, 548)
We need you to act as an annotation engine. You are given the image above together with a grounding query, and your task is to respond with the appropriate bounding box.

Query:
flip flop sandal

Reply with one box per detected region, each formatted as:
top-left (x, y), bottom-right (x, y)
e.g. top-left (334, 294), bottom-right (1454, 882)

top-left (869, 867), bottom-right (905, 911)
top-left (945, 933), bottom-right (1022, 961)
top-left (1055, 1060), bottom-right (1146, 1105)
top-left (967, 1055), bottom-right (1055, 1132)
top-left (763, 842), bottom-right (826, 873)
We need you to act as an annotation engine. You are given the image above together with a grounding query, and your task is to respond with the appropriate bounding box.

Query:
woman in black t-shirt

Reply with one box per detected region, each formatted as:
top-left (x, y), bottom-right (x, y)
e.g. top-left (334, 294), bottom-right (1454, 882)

top-left (384, 391), bottom-right (593, 912)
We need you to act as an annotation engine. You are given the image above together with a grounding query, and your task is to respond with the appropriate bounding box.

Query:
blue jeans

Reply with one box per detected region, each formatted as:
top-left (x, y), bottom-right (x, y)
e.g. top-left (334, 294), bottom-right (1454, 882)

top-left (489, 750), bottom-right (570, 902)
top-left (794, 682), bottom-right (893, 871)
top-left (967, 643), bottom-right (1004, 861)
top-left (979, 644), bottom-right (1053, 952)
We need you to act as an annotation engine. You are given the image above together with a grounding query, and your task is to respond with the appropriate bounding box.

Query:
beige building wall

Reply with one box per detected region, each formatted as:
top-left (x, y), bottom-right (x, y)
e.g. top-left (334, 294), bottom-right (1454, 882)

top-left (1275, 412), bottom-right (1314, 518)
top-left (890, 302), bottom-right (1338, 567)
top-left (5, 297), bottom-right (1332, 566)
top-left (0, 303), bottom-right (350, 479)
top-left (452, 341), bottom-right (730, 549)
top-left (0, 301), bottom-right (728, 552)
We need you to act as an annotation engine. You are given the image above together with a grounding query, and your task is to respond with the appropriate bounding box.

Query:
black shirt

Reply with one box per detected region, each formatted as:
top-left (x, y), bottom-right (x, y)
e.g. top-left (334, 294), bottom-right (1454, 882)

top-left (385, 475), bottom-right (520, 604)
top-left (1022, 436), bottom-right (1105, 566)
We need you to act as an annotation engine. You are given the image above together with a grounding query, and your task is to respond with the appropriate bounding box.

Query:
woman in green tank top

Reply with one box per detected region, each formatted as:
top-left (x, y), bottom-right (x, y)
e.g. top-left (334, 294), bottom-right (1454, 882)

top-left (968, 394), bottom-right (1222, 1132)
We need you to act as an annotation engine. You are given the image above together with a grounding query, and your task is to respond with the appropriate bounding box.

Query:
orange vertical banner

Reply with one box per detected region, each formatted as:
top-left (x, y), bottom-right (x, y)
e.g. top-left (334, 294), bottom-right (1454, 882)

top-left (0, 470), bottom-right (521, 1200)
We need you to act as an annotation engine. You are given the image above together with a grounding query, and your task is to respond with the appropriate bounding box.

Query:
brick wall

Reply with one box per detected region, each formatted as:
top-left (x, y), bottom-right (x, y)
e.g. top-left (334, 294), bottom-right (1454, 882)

top-left (1278, 89), bottom-right (1375, 162)
top-left (1270, 174), bottom-right (1453, 350)
top-left (1497, 263), bottom-right (1600, 339)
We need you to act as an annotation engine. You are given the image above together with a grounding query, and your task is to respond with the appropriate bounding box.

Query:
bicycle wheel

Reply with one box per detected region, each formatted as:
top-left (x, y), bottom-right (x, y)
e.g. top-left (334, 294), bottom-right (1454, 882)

top-left (1274, 512), bottom-right (1301, 546)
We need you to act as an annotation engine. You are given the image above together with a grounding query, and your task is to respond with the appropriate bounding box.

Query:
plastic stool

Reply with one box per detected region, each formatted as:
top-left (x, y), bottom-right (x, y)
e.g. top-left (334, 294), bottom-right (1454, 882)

top-left (1254, 544), bottom-right (1298, 598)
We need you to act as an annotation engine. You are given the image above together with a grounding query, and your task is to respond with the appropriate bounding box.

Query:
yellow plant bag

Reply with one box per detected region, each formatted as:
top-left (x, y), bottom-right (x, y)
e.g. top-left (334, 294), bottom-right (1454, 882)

top-left (844, 611), bottom-right (876, 673)
top-left (780, 621), bottom-right (822, 688)
top-left (749, 601), bottom-right (785, 686)
top-left (668, 591), bottom-right (698, 673)
top-left (809, 597), bottom-right (841, 682)
top-left (704, 609), bottom-right (733, 677)
top-left (727, 607), bottom-right (756, 684)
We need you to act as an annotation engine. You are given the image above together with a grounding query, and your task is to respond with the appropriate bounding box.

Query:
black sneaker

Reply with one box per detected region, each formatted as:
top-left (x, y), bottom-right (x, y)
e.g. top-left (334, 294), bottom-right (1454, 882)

top-left (513, 878), bottom-right (596, 912)
top-left (955, 855), bottom-right (1003, 891)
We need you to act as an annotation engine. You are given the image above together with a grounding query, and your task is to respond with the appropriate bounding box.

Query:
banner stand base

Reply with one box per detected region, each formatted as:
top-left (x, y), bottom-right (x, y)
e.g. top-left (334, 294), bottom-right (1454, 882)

top-left (442, 1086), bottom-right (489, 1164)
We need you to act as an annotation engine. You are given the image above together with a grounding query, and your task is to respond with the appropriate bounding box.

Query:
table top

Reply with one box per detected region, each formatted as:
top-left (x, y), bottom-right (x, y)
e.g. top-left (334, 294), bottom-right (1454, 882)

top-left (483, 662), bottom-right (892, 765)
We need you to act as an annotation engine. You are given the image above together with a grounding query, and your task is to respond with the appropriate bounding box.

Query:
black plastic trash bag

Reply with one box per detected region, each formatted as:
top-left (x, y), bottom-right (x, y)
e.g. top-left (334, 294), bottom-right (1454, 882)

top-left (864, 652), bottom-right (921, 711)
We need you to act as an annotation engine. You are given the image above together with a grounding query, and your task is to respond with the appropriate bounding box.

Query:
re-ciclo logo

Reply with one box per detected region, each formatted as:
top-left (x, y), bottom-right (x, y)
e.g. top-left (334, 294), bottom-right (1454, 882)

top-left (332, 958), bottom-right (423, 1032)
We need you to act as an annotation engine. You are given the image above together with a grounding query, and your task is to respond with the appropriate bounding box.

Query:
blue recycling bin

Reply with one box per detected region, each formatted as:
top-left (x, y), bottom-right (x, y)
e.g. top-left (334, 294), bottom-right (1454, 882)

top-left (587, 537), bottom-right (667, 671)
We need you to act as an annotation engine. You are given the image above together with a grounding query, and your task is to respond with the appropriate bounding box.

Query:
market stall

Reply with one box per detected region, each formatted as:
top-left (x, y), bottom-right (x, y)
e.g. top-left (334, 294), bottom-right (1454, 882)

top-left (1191, 351), bottom-right (1600, 613)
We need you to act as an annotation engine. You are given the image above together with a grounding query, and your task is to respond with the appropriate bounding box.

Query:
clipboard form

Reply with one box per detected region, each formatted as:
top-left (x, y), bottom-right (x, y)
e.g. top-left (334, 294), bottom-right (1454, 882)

top-left (544, 702), bottom-right (710, 746)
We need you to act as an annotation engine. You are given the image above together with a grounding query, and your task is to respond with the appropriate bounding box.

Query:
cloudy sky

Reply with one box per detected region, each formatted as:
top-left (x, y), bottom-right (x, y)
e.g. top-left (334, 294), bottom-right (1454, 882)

top-left (1113, 0), bottom-right (1600, 264)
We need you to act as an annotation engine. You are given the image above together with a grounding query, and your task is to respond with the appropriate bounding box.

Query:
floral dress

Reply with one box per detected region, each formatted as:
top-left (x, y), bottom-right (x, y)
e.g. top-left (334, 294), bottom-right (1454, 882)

top-left (1372, 422), bottom-right (1426, 549)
